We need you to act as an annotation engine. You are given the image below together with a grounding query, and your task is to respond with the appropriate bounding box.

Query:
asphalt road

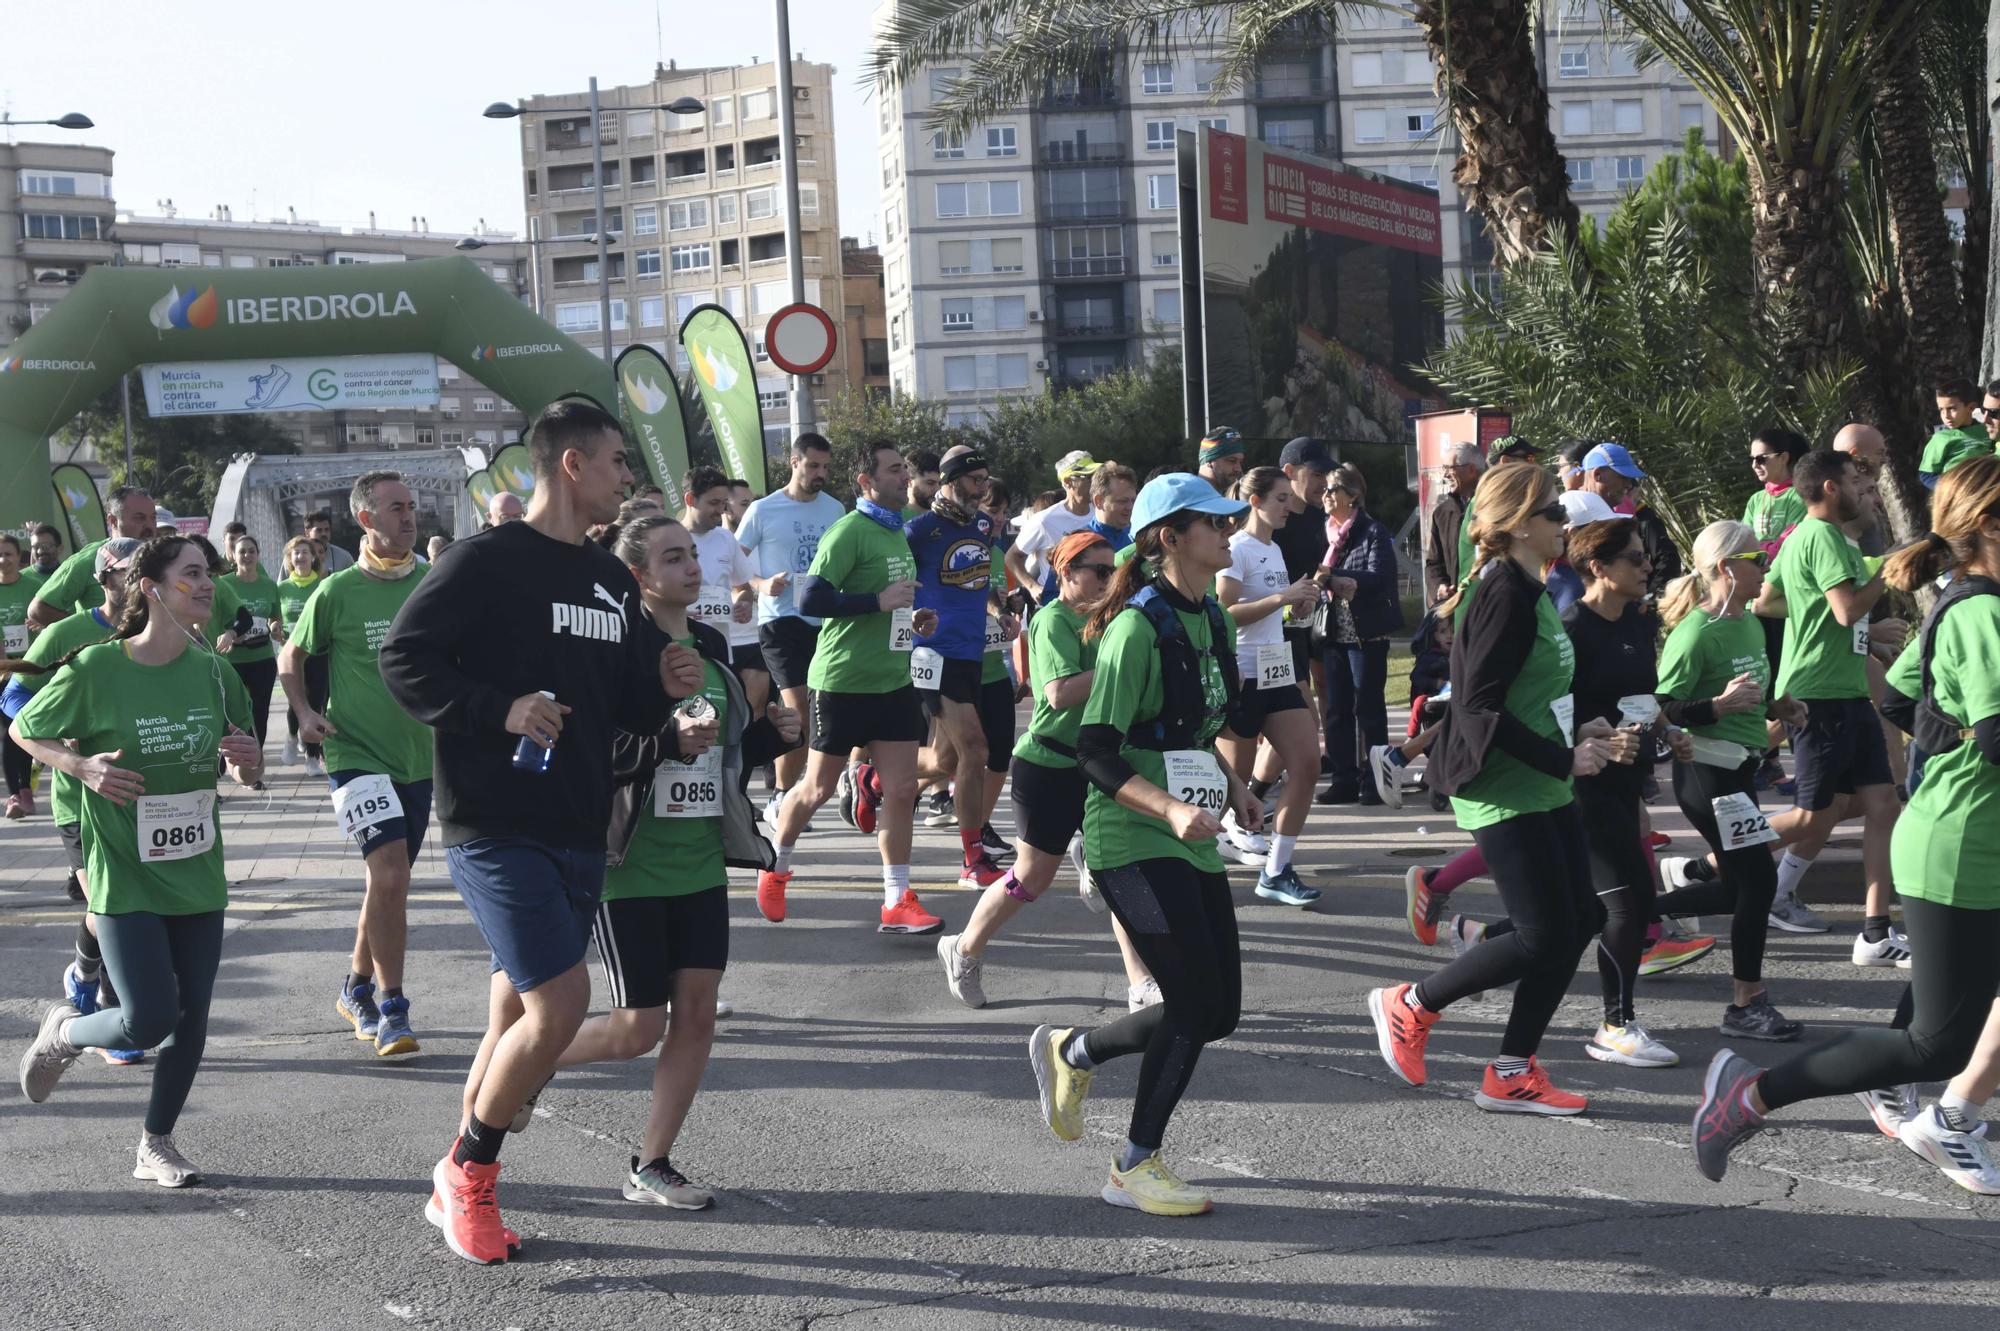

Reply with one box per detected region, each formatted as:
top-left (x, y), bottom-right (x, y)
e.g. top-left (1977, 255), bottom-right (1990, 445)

top-left (2, 753), bottom-right (1995, 1331)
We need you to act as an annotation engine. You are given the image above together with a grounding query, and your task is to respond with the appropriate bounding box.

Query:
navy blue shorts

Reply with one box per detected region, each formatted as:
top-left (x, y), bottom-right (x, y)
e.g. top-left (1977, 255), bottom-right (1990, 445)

top-left (327, 769), bottom-right (432, 861)
top-left (446, 836), bottom-right (607, 993)
top-left (1787, 697), bottom-right (1894, 812)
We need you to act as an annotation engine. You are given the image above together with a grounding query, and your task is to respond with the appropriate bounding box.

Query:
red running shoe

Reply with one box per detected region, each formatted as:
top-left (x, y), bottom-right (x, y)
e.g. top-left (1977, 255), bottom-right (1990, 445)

top-left (424, 1151), bottom-right (513, 1265)
top-left (1366, 984), bottom-right (1440, 1087)
top-left (1404, 866), bottom-right (1442, 947)
top-left (1648, 830), bottom-right (1672, 850)
top-left (880, 889), bottom-right (943, 934)
top-left (756, 869), bottom-right (791, 923)
top-left (1473, 1058), bottom-right (1588, 1116)
top-left (958, 852), bottom-right (1006, 889)
top-left (853, 762), bottom-right (882, 835)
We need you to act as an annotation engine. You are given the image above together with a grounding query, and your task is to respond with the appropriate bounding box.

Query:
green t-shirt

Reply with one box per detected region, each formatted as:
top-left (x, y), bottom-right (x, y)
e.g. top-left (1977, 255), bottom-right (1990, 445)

top-left (1656, 607), bottom-right (1771, 750)
top-left (17, 640), bottom-right (251, 916)
top-left (0, 574), bottom-right (38, 656)
top-left (1891, 595), bottom-right (2000, 909)
top-left (1885, 634), bottom-right (1920, 700)
top-left (1741, 485), bottom-right (1807, 548)
top-left (289, 566), bottom-right (433, 783)
top-left (204, 576), bottom-right (243, 647)
top-left (1771, 516), bottom-right (1870, 700)
top-left (1456, 496), bottom-right (1478, 593)
top-left (1919, 426), bottom-right (1991, 477)
top-left (603, 642), bottom-right (728, 903)
top-left (805, 511), bottom-right (918, 695)
top-left (274, 573), bottom-right (320, 640)
top-left (1079, 596), bottom-right (1236, 874)
top-left (1014, 599), bottom-right (1094, 769)
top-left (15, 607), bottom-right (119, 826)
top-left (35, 539), bottom-right (107, 616)
top-left (219, 572), bottom-right (282, 664)
top-left (1449, 577), bottom-right (1576, 830)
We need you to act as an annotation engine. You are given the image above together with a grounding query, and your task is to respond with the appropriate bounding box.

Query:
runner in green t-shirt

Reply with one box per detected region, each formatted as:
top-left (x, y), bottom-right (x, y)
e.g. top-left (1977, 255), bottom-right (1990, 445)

top-left (543, 514), bottom-right (801, 1210)
top-left (279, 472), bottom-right (435, 1057)
top-left (26, 485), bottom-right (157, 629)
top-left (1026, 474), bottom-right (1261, 1221)
top-left (218, 536), bottom-right (283, 762)
top-left (760, 443), bottom-right (944, 937)
top-left (0, 533), bottom-right (43, 817)
top-left (272, 536), bottom-right (327, 769)
top-left (15, 533), bottom-right (263, 1189)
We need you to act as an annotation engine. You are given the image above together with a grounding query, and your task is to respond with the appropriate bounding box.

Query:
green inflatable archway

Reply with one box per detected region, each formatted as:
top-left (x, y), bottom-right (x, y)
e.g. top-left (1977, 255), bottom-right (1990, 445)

top-left (0, 257), bottom-right (616, 533)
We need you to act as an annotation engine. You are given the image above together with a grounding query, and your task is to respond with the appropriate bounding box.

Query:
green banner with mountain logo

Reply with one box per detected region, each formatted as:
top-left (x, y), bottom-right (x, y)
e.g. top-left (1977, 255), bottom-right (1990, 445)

top-left (677, 305), bottom-right (766, 494)
top-left (488, 443), bottom-right (536, 504)
top-left (49, 463), bottom-right (105, 549)
top-left (465, 467), bottom-right (499, 520)
top-left (616, 345), bottom-right (692, 500)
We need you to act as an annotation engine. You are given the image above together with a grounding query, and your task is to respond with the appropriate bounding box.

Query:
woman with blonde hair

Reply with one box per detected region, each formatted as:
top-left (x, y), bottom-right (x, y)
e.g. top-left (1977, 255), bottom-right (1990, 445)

top-left (1365, 462), bottom-right (1613, 1115)
top-left (273, 535), bottom-right (326, 773)
top-left (1696, 455), bottom-right (2000, 1182)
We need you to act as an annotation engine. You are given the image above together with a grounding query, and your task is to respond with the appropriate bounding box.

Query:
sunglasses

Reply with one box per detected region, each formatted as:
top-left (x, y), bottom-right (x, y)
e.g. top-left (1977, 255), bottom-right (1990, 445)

top-left (1070, 561), bottom-right (1116, 578)
top-left (1193, 512), bottom-right (1239, 532)
top-left (1748, 453), bottom-right (1777, 466)
top-left (1606, 549), bottom-right (1651, 567)
top-left (1725, 549), bottom-right (1770, 569)
top-left (1532, 502), bottom-right (1566, 523)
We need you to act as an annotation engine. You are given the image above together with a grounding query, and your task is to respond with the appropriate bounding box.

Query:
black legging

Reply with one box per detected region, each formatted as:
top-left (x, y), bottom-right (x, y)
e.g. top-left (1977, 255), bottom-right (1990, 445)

top-left (1761, 896), bottom-right (2000, 1110)
top-left (1653, 758), bottom-right (1779, 984)
top-left (287, 654), bottom-right (329, 759)
top-left (66, 909), bottom-right (226, 1136)
top-left (1, 724), bottom-right (31, 796)
top-left (1083, 858), bottom-right (1240, 1151)
top-left (1415, 801), bottom-right (1597, 1057)
top-left (231, 657), bottom-right (278, 748)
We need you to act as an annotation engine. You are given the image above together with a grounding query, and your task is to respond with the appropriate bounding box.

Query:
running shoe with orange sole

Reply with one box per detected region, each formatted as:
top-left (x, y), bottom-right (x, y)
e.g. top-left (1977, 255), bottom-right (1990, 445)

top-left (1473, 1057), bottom-right (1588, 1116)
top-left (1639, 931), bottom-right (1716, 976)
top-left (1404, 866), bottom-right (1443, 946)
top-left (1366, 983), bottom-right (1439, 1087)
top-left (958, 852), bottom-right (1006, 889)
top-left (756, 869), bottom-right (791, 923)
top-left (880, 889), bottom-right (943, 935)
top-left (853, 762), bottom-right (882, 835)
top-left (424, 1152), bottom-right (515, 1265)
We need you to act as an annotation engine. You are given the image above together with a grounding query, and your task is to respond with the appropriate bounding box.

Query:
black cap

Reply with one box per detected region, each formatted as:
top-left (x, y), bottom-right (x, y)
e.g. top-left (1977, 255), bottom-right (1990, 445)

top-left (1279, 436), bottom-right (1334, 471)
top-left (1487, 435), bottom-right (1538, 464)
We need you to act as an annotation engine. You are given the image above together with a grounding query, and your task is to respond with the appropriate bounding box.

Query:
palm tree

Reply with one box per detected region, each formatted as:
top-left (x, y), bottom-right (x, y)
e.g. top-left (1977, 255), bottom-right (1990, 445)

top-left (865, 1), bottom-right (1579, 267)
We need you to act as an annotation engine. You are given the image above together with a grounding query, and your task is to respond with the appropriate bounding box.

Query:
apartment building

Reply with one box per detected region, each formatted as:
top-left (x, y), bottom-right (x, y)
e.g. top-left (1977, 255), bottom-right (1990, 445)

top-left (877, 1), bottom-right (1719, 422)
top-left (4, 139), bottom-right (536, 456)
top-left (513, 59), bottom-right (848, 437)
top-left (839, 237), bottom-right (891, 401)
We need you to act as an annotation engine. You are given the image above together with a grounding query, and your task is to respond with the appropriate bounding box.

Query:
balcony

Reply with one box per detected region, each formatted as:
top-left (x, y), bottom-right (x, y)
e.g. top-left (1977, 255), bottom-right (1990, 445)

top-left (1253, 71), bottom-right (1326, 99)
top-left (1052, 371), bottom-right (1123, 393)
top-left (1260, 133), bottom-right (1338, 157)
top-left (1038, 141), bottom-right (1125, 164)
top-left (1047, 256), bottom-right (1128, 279)
top-left (1040, 84), bottom-right (1121, 112)
top-left (1052, 316), bottom-right (1134, 338)
top-left (1041, 199), bottom-right (1126, 222)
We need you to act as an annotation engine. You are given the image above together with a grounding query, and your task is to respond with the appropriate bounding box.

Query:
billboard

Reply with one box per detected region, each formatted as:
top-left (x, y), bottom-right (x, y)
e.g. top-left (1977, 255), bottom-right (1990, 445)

top-left (1178, 128), bottom-right (1445, 448)
top-left (140, 353), bottom-right (441, 417)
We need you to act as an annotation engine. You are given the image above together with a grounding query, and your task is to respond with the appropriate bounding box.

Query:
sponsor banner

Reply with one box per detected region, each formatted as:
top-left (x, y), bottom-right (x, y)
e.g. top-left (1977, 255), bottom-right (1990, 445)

top-left (50, 463), bottom-right (106, 549)
top-left (1207, 129), bottom-right (1249, 225)
top-left (616, 345), bottom-right (692, 499)
top-left (677, 305), bottom-right (767, 494)
top-left (466, 468), bottom-right (499, 518)
top-left (488, 442), bottom-right (536, 504)
top-left (1255, 149), bottom-right (1442, 255)
top-left (139, 353), bottom-right (440, 417)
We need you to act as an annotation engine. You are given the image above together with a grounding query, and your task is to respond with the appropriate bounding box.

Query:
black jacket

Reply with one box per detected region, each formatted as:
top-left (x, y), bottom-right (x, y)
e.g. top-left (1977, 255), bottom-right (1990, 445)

top-left (1427, 558), bottom-right (1573, 797)
top-left (1323, 506), bottom-right (1405, 642)
top-left (1632, 504), bottom-right (1682, 600)
top-left (1423, 489), bottom-right (1471, 600)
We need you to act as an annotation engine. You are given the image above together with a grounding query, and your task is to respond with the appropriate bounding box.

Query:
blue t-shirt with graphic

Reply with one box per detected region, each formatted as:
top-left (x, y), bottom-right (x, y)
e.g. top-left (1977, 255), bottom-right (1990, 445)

top-left (906, 508), bottom-right (996, 661)
top-left (736, 490), bottom-right (848, 626)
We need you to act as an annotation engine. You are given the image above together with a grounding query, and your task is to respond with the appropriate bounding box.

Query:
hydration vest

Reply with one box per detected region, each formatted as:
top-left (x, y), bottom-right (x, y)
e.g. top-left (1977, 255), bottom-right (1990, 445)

top-left (1913, 574), bottom-right (2000, 756)
top-left (1123, 584), bottom-right (1243, 751)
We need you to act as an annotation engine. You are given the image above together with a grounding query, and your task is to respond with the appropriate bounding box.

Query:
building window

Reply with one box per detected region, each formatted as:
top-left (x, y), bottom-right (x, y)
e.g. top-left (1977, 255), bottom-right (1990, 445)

top-left (890, 313), bottom-right (903, 351)
top-left (943, 355), bottom-right (977, 392)
top-left (1193, 61), bottom-right (1221, 93)
top-left (21, 213), bottom-right (103, 241)
top-left (711, 96), bottom-right (734, 128)
top-left (1678, 103), bottom-right (1705, 133)
top-left (997, 354), bottom-right (1029, 389)
top-left (938, 240), bottom-right (972, 276)
top-left (1146, 120), bottom-right (1175, 152)
top-left (668, 199), bottom-right (709, 230)
top-left (1560, 102), bottom-right (1591, 136)
top-left (1614, 154), bottom-right (1645, 186)
top-left (675, 291), bottom-right (707, 325)
top-left (635, 248), bottom-right (663, 278)
top-left (1610, 43), bottom-right (1639, 76)
top-left (416, 427), bottom-right (435, 446)
top-left (799, 183), bottom-right (819, 215)
top-left (1567, 158), bottom-right (1596, 188)
top-left (670, 242), bottom-right (712, 272)
top-left (1142, 61), bottom-right (1174, 94)
top-left (1147, 173), bottom-right (1175, 210)
top-left (1197, 116), bottom-right (1227, 133)
top-left (994, 295), bottom-right (1026, 330)
top-left (716, 193), bottom-right (738, 224)
top-left (986, 126), bottom-right (1017, 157)
top-left (640, 296), bottom-right (666, 327)
top-left (942, 299), bottom-right (975, 331)
top-left (991, 237), bottom-right (1023, 272)
top-left (932, 130), bottom-right (966, 159)
top-left (20, 170), bottom-right (108, 197)
top-left (1613, 99), bottom-right (1643, 134)
top-left (1151, 231), bottom-right (1178, 268)
top-left (935, 180), bottom-right (1019, 218)
top-left (473, 397), bottom-right (497, 414)
top-left (929, 67), bottom-right (961, 101)
top-left (1559, 47), bottom-right (1590, 78)
top-left (759, 388), bottom-right (788, 413)
top-left (1352, 52), bottom-right (1382, 86)
top-left (745, 187), bottom-right (777, 220)
top-left (741, 90), bottom-right (775, 120)
top-left (1404, 110), bottom-right (1436, 140)
top-left (1152, 288), bottom-right (1181, 325)
top-left (1353, 109), bottom-right (1386, 144)
top-left (440, 396), bottom-right (463, 417)
top-left (723, 286), bottom-right (746, 317)
top-left (633, 205), bottom-right (659, 236)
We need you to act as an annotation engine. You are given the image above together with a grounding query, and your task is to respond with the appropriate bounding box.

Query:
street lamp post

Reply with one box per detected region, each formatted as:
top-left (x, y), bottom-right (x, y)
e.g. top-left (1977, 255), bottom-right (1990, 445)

top-left (772, 0), bottom-right (814, 433)
top-left (0, 111), bottom-right (94, 138)
top-left (485, 91), bottom-right (705, 365)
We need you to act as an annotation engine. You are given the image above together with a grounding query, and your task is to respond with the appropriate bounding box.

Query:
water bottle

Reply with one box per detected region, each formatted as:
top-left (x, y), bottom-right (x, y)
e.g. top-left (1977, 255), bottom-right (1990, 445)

top-left (512, 690), bottom-right (556, 774)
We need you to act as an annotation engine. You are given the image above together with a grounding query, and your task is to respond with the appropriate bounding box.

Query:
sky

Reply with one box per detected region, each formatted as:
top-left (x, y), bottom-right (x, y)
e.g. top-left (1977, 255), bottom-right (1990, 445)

top-left (5, 0), bottom-right (886, 243)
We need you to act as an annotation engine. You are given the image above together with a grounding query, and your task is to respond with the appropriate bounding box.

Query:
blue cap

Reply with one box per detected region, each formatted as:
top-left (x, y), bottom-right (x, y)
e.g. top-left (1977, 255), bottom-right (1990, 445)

top-left (1582, 442), bottom-right (1646, 481)
top-left (1130, 473), bottom-right (1249, 534)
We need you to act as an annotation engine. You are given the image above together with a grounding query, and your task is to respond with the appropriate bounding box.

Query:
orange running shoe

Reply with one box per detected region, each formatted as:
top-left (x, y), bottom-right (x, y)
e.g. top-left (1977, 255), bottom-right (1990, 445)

top-left (1473, 1057), bottom-right (1588, 1116)
top-left (880, 889), bottom-right (944, 935)
top-left (424, 1151), bottom-right (513, 1264)
top-left (1366, 983), bottom-right (1440, 1087)
top-left (1404, 866), bottom-right (1442, 947)
top-left (756, 869), bottom-right (791, 923)
top-left (1639, 932), bottom-right (1716, 976)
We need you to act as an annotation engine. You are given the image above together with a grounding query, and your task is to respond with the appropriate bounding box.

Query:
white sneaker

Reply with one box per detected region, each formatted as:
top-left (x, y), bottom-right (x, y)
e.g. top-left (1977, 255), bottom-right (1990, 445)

top-left (1072, 837), bottom-right (1106, 914)
top-left (134, 1132), bottom-right (201, 1187)
top-left (937, 934), bottom-right (987, 1008)
top-left (1127, 977), bottom-right (1163, 1012)
top-left (1767, 894), bottom-right (1830, 933)
top-left (1852, 928), bottom-right (1913, 969)
top-left (282, 736), bottom-right (299, 765)
top-left (763, 787), bottom-right (812, 834)
top-left (303, 754), bottom-right (325, 778)
top-left (1368, 746), bottom-right (1406, 810)
top-left (1855, 1084), bottom-right (1920, 1138)
top-left (1585, 1021), bottom-right (1679, 1068)
top-left (1898, 1105), bottom-right (2000, 1195)
top-left (1219, 810), bottom-right (1268, 866)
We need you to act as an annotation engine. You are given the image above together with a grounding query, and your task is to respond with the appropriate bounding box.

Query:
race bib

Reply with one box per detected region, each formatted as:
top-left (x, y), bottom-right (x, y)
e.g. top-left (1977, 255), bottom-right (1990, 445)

top-left (1712, 791), bottom-right (1777, 851)
top-left (2, 623), bottom-right (25, 655)
top-left (1852, 620), bottom-right (1870, 655)
top-left (1252, 642), bottom-right (1296, 690)
top-left (137, 790), bottom-right (214, 862)
top-left (248, 615), bottom-right (270, 638)
top-left (331, 773), bottom-right (403, 840)
top-left (889, 607), bottom-right (915, 652)
top-left (1550, 694), bottom-right (1575, 746)
top-left (1164, 748), bottom-right (1228, 815)
top-left (909, 646), bottom-right (943, 690)
top-left (1616, 694), bottom-right (1659, 729)
top-left (654, 748), bottom-right (722, 818)
top-left (692, 589), bottom-right (733, 625)
top-left (984, 617), bottom-right (1008, 654)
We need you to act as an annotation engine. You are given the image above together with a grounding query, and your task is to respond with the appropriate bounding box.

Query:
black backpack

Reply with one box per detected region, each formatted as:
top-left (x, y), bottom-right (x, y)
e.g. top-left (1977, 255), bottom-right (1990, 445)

top-left (1909, 574), bottom-right (2000, 756)
top-left (1123, 583), bottom-right (1245, 751)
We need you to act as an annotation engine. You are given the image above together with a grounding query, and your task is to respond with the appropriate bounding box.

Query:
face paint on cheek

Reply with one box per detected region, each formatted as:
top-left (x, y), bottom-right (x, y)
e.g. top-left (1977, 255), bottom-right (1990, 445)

top-left (174, 582), bottom-right (192, 593)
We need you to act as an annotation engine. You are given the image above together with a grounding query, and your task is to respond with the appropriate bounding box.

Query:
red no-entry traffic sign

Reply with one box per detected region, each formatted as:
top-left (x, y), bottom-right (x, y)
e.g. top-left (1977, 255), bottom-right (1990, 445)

top-left (766, 302), bottom-right (838, 376)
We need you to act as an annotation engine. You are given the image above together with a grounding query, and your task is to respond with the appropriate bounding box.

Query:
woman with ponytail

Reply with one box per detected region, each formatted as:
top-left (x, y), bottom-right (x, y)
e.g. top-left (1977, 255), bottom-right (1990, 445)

top-left (1029, 473), bottom-right (1259, 1218)
top-left (15, 534), bottom-right (263, 1188)
top-left (1366, 462), bottom-right (1612, 1116)
top-left (1694, 455), bottom-right (2000, 1182)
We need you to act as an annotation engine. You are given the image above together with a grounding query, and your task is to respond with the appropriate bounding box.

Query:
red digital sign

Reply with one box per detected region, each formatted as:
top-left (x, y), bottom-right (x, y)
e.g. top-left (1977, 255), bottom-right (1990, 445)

top-left (1260, 154), bottom-right (1442, 256)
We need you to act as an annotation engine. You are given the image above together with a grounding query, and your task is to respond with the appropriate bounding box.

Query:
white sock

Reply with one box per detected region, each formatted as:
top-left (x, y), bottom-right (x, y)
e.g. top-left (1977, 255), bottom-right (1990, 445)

top-left (883, 863), bottom-right (910, 907)
top-left (1939, 1090), bottom-right (1983, 1131)
top-left (1264, 834), bottom-right (1298, 877)
top-left (1775, 850), bottom-right (1814, 901)
top-left (773, 842), bottom-right (795, 874)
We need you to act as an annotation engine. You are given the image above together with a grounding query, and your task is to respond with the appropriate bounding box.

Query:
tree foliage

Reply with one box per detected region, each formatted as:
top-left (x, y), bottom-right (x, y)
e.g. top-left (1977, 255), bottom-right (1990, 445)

top-left (51, 383), bottom-right (297, 518)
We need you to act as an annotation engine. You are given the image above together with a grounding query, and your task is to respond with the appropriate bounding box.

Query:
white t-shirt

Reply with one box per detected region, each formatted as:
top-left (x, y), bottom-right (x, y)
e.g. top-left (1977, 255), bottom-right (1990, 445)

top-left (1225, 530), bottom-right (1293, 673)
top-left (691, 522), bottom-right (759, 647)
top-left (735, 489), bottom-right (847, 626)
top-left (1014, 503), bottom-right (1094, 584)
